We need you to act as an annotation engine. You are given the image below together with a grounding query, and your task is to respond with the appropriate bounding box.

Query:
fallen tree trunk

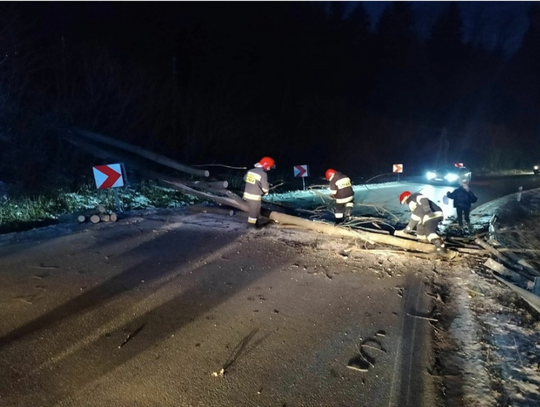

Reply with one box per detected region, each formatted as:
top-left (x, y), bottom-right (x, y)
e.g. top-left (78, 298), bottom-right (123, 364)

top-left (165, 180), bottom-right (442, 254)
top-left (187, 180), bottom-right (229, 190)
top-left (72, 129), bottom-right (209, 177)
top-left (266, 211), bottom-right (444, 254)
top-left (158, 179), bottom-right (249, 212)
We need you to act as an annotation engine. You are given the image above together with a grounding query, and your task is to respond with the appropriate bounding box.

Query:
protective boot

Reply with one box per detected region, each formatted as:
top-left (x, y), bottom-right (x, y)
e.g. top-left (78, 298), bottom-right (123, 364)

top-left (344, 206), bottom-right (353, 221)
top-left (335, 217), bottom-right (344, 226)
top-left (467, 222), bottom-right (474, 235)
top-left (433, 238), bottom-right (447, 254)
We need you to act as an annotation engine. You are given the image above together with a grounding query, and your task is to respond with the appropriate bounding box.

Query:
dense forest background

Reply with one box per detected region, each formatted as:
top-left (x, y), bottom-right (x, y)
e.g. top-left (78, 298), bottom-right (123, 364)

top-left (1, 1), bottom-right (540, 192)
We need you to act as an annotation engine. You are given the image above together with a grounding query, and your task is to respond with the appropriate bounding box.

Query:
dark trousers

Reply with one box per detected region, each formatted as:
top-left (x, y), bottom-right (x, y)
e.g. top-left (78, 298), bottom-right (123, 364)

top-left (335, 200), bottom-right (354, 220)
top-left (456, 207), bottom-right (471, 227)
top-left (246, 199), bottom-right (261, 225)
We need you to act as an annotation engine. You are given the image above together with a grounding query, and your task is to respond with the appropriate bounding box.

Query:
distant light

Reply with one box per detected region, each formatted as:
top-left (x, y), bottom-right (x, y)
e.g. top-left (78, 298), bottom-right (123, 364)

top-left (534, 165), bottom-right (539, 170)
top-left (426, 171), bottom-right (436, 180)
top-left (445, 173), bottom-right (459, 182)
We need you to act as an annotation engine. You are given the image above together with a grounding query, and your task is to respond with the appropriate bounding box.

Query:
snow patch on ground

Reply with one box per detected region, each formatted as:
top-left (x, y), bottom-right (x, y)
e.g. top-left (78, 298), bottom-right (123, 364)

top-left (438, 188), bottom-right (540, 406)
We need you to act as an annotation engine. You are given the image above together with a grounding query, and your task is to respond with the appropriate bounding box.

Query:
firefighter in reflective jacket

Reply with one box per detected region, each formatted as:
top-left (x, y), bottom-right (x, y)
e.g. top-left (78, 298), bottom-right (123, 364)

top-left (397, 191), bottom-right (446, 252)
top-left (243, 157), bottom-right (275, 227)
top-left (326, 169), bottom-right (354, 224)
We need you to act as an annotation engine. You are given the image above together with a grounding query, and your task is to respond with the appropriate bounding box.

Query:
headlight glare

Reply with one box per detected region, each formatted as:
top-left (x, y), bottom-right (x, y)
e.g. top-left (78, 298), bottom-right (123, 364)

top-left (445, 173), bottom-right (459, 182)
top-left (426, 171), bottom-right (436, 180)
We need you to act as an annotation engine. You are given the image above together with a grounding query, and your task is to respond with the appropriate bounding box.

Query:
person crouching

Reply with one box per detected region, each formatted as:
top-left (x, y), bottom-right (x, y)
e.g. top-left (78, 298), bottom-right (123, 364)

top-left (397, 191), bottom-right (446, 253)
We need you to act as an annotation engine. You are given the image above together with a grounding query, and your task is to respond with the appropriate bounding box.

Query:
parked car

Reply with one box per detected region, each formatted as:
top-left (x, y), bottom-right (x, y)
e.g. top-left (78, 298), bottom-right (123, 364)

top-left (534, 165), bottom-right (539, 175)
top-left (426, 166), bottom-right (472, 185)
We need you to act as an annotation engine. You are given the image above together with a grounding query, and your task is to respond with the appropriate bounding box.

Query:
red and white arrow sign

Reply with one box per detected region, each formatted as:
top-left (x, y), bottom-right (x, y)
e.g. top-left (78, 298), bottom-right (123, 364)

top-left (93, 163), bottom-right (125, 189)
top-left (393, 164), bottom-right (403, 173)
top-left (454, 162), bottom-right (464, 168)
top-left (293, 165), bottom-right (309, 177)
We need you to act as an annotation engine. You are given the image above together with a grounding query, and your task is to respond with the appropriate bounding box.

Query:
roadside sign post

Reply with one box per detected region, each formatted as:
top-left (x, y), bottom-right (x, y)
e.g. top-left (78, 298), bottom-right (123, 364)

top-left (92, 163), bottom-right (127, 213)
top-left (393, 164), bottom-right (403, 182)
top-left (293, 165), bottom-right (309, 190)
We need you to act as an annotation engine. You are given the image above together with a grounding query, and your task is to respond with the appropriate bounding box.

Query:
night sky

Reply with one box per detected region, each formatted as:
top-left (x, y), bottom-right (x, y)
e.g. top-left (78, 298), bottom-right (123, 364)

top-left (1, 1), bottom-right (539, 189)
top-left (19, 2), bottom-right (531, 54)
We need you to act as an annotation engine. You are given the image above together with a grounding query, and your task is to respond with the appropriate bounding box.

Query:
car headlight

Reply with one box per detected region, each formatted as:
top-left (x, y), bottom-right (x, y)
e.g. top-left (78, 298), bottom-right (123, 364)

top-left (534, 165), bottom-right (539, 170)
top-left (445, 173), bottom-right (459, 182)
top-left (426, 171), bottom-right (436, 180)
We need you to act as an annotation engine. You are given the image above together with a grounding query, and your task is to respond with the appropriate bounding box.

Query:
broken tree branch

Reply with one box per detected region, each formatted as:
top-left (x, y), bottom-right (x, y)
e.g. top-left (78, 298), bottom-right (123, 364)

top-left (491, 272), bottom-right (540, 314)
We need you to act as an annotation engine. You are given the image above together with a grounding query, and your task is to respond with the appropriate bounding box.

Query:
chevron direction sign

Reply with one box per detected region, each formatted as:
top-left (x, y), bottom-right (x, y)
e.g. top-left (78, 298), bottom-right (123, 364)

top-left (293, 165), bottom-right (309, 177)
top-left (93, 163), bottom-right (125, 189)
top-left (393, 164), bottom-right (403, 173)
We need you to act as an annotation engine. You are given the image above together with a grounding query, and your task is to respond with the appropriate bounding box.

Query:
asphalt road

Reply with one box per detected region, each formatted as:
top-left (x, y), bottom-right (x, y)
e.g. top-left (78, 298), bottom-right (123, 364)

top-left (1, 172), bottom-right (537, 406)
top-left (0, 211), bottom-right (438, 407)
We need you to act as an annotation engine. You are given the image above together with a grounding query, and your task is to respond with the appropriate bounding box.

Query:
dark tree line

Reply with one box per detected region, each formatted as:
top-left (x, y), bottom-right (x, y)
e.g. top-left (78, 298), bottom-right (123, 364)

top-left (1, 1), bottom-right (540, 192)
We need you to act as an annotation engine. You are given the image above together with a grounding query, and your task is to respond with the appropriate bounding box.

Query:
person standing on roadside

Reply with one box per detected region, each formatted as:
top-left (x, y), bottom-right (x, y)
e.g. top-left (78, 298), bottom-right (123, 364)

top-left (325, 169), bottom-right (354, 225)
top-left (243, 156), bottom-right (276, 228)
top-left (446, 181), bottom-right (477, 234)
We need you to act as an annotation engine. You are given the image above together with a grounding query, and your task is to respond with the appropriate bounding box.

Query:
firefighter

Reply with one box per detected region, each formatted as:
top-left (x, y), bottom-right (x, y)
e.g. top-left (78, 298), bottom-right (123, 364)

top-left (326, 169), bottom-right (354, 225)
top-left (243, 156), bottom-right (275, 227)
top-left (396, 191), bottom-right (446, 252)
top-left (446, 181), bottom-right (477, 234)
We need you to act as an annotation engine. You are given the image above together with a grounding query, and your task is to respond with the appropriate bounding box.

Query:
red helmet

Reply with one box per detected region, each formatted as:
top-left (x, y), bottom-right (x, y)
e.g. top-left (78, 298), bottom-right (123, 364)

top-left (259, 156), bottom-right (275, 170)
top-left (399, 191), bottom-right (411, 204)
top-left (325, 169), bottom-right (337, 181)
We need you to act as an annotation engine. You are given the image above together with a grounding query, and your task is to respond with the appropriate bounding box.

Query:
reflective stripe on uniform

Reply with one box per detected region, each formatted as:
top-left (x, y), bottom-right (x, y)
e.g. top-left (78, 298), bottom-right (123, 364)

top-left (411, 213), bottom-right (421, 221)
top-left (423, 212), bottom-right (443, 223)
top-left (427, 233), bottom-right (439, 242)
top-left (345, 202), bottom-right (354, 208)
top-left (329, 189), bottom-right (337, 194)
top-left (245, 171), bottom-right (262, 184)
top-left (335, 212), bottom-right (344, 218)
top-left (243, 192), bottom-right (262, 201)
top-left (336, 195), bottom-right (354, 204)
top-left (335, 177), bottom-right (352, 189)
top-left (248, 217), bottom-right (257, 224)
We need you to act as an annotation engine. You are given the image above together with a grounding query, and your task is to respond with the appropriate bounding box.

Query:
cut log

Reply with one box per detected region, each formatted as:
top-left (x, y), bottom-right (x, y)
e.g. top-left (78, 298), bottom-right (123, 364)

top-left (456, 248), bottom-right (488, 256)
top-left (109, 213), bottom-right (118, 222)
top-left (475, 238), bottom-right (515, 267)
top-left (77, 215), bottom-right (86, 223)
top-left (476, 238), bottom-right (539, 279)
top-left (90, 215), bottom-right (100, 224)
top-left (484, 258), bottom-right (524, 281)
top-left (100, 214), bottom-right (110, 222)
top-left (72, 129), bottom-right (209, 177)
